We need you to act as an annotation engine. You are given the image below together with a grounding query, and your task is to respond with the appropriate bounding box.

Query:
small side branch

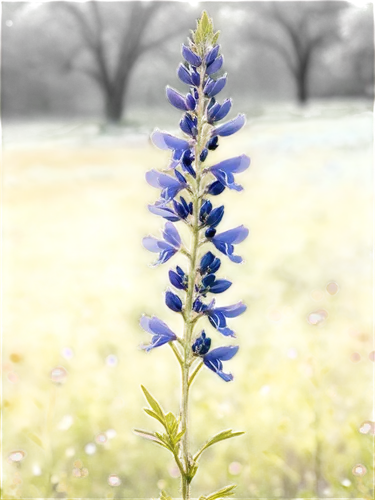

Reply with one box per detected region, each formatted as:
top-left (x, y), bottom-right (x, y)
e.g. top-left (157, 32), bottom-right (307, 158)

top-left (188, 360), bottom-right (203, 387)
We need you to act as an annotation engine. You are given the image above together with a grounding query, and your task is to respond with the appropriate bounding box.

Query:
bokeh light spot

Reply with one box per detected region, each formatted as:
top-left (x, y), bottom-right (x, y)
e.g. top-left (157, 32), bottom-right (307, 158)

top-left (95, 433), bottom-right (107, 444)
top-left (8, 450), bottom-right (26, 463)
top-left (108, 474), bottom-right (121, 486)
top-left (350, 352), bottom-right (361, 363)
top-left (61, 347), bottom-right (74, 360)
top-left (369, 351), bottom-right (375, 362)
top-left (228, 461), bottom-right (242, 475)
top-left (10, 353), bottom-right (23, 363)
top-left (65, 447), bottom-right (75, 457)
top-left (84, 443), bottom-right (96, 455)
top-left (352, 463), bottom-right (367, 476)
top-left (105, 429), bottom-right (117, 439)
top-left (310, 289), bottom-right (324, 301)
top-left (359, 421), bottom-right (374, 435)
top-left (32, 464), bottom-right (42, 476)
top-left (168, 464), bottom-right (180, 478)
top-left (157, 479), bottom-right (167, 490)
top-left (7, 372), bottom-right (18, 383)
top-left (57, 414), bottom-right (73, 431)
top-left (50, 366), bottom-right (68, 384)
top-left (307, 309), bottom-right (328, 325)
top-left (326, 281), bottom-right (339, 295)
top-left (341, 478), bottom-right (351, 487)
top-left (267, 307), bottom-right (282, 322)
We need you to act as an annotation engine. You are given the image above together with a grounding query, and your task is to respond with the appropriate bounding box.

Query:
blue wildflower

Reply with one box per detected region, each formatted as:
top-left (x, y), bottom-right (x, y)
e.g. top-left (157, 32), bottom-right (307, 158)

top-left (198, 273), bottom-right (232, 296)
top-left (180, 113), bottom-right (198, 138)
top-left (193, 298), bottom-right (246, 337)
top-left (200, 148), bottom-right (208, 162)
top-left (146, 169), bottom-right (188, 202)
top-left (165, 290), bottom-right (183, 312)
top-left (151, 129), bottom-right (190, 153)
top-left (199, 200), bottom-right (224, 228)
top-left (192, 331), bottom-right (211, 355)
top-left (177, 63), bottom-right (200, 87)
top-left (148, 196), bottom-right (192, 222)
top-left (207, 98), bottom-right (232, 124)
top-left (203, 74), bottom-right (227, 97)
top-left (199, 251), bottom-right (221, 275)
top-left (169, 265), bottom-right (188, 290)
top-left (140, 315), bottom-right (177, 351)
top-left (209, 154), bottom-right (250, 191)
top-left (142, 222), bottom-right (181, 266)
top-left (203, 345), bottom-right (239, 381)
top-left (207, 225), bottom-right (249, 263)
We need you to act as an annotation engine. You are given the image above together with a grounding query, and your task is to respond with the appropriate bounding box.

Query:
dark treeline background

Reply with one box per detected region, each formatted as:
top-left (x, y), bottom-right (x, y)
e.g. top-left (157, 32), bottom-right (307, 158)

top-left (2, 1), bottom-right (374, 124)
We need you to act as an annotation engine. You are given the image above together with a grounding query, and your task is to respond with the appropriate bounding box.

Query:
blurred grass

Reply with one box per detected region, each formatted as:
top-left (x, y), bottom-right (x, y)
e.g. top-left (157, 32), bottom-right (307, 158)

top-left (2, 102), bottom-right (373, 498)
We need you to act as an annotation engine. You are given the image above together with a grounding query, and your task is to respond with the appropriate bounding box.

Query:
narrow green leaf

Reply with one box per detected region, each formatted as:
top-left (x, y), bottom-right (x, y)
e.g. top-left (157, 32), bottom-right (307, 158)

top-left (133, 429), bottom-right (170, 451)
top-left (27, 432), bottom-right (44, 449)
top-left (144, 408), bottom-right (166, 427)
top-left (141, 385), bottom-right (165, 421)
top-left (160, 491), bottom-right (172, 500)
top-left (194, 429), bottom-right (245, 461)
top-left (205, 484), bottom-right (236, 500)
top-left (173, 429), bottom-right (185, 444)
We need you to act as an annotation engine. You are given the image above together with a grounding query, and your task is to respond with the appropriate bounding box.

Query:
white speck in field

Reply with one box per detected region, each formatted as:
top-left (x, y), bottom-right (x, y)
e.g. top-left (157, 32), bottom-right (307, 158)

top-left (95, 433), bottom-right (107, 444)
top-left (326, 281), bottom-right (340, 295)
top-left (229, 461), bottom-right (242, 475)
top-left (84, 443), bottom-right (96, 455)
top-left (61, 347), bottom-right (74, 360)
top-left (50, 366), bottom-right (68, 384)
top-left (32, 464), bottom-right (42, 476)
top-left (341, 478), bottom-right (351, 487)
top-left (352, 463), bottom-right (367, 476)
top-left (359, 421), bottom-right (373, 434)
top-left (287, 348), bottom-right (298, 359)
top-left (7, 372), bottom-right (18, 383)
top-left (57, 414), bottom-right (73, 431)
top-left (105, 429), bottom-right (117, 439)
top-left (8, 450), bottom-right (26, 463)
top-left (307, 309), bottom-right (327, 325)
top-left (259, 384), bottom-right (270, 396)
top-left (106, 354), bottom-right (118, 367)
top-left (108, 474), bottom-right (121, 486)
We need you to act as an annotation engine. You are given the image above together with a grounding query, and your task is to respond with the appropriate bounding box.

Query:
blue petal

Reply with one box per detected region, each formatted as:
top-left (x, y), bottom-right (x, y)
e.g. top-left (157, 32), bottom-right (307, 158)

top-left (205, 345), bottom-right (239, 361)
top-left (207, 74), bottom-right (227, 97)
top-left (214, 99), bottom-right (232, 122)
top-left (206, 205), bottom-right (224, 228)
top-left (148, 204), bottom-right (180, 222)
top-left (182, 44), bottom-right (202, 67)
top-left (165, 290), bottom-right (183, 312)
top-left (200, 251), bottom-right (215, 274)
top-left (156, 248), bottom-right (178, 265)
top-left (213, 225), bottom-right (249, 245)
top-left (207, 180), bottom-right (225, 196)
top-left (162, 222), bottom-right (181, 248)
top-left (213, 114), bottom-right (246, 137)
top-left (169, 270), bottom-right (185, 290)
top-left (178, 63), bottom-right (193, 85)
top-left (151, 130), bottom-right (190, 151)
top-left (208, 311), bottom-right (227, 329)
top-left (209, 279), bottom-right (232, 294)
top-left (186, 93), bottom-right (196, 110)
top-left (206, 54), bottom-right (224, 75)
top-left (205, 45), bottom-right (220, 65)
top-left (140, 315), bottom-right (176, 338)
top-left (210, 154), bottom-right (250, 175)
top-left (142, 236), bottom-right (171, 253)
top-left (216, 302), bottom-right (247, 318)
top-left (166, 86), bottom-right (188, 111)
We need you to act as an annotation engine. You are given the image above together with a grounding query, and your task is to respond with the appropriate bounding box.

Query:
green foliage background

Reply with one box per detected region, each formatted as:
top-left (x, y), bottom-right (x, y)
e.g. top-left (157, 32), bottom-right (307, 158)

top-left (3, 102), bottom-right (373, 498)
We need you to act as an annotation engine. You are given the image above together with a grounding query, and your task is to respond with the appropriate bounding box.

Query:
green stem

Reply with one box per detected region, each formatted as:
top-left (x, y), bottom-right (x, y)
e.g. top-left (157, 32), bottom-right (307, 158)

top-left (179, 62), bottom-right (207, 500)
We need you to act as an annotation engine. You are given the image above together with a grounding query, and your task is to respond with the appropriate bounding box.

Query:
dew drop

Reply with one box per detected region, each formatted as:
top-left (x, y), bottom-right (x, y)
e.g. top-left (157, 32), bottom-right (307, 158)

top-left (106, 354), bottom-right (118, 367)
top-left (307, 309), bottom-right (328, 325)
top-left (326, 281), bottom-right (339, 295)
top-left (8, 450), bottom-right (26, 463)
top-left (50, 366), bottom-right (68, 384)
top-left (95, 433), bottom-right (107, 444)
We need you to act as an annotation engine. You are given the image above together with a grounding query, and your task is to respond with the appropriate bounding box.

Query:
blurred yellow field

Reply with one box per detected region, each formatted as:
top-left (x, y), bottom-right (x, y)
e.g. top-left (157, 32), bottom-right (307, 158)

top-left (3, 104), bottom-right (373, 498)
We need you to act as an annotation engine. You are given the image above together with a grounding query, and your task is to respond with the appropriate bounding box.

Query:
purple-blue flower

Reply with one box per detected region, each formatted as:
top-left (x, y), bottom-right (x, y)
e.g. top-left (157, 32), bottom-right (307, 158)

top-left (169, 265), bottom-right (188, 290)
top-left (198, 273), bottom-right (232, 296)
top-left (205, 45), bottom-right (220, 65)
top-left (199, 251), bottom-right (221, 275)
top-left (143, 222), bottom-right (181, 266)
top-left (151, 129), bottom-right (190, 153)
top-left (165, 289), bottom-right (183, 312)
top-left (192, 330), bottom-right (239, 381)
top-left (207, 225), bottom-right (249, 263)
top-left (209, 154), bottom-right (250, 191)
top-left (207, 98), bottom-right (232, 124)
top-left (146, 169), bottom-right (188, 202)
top-left (140, 315), bottom-right (177, 351)
top-left (182, 44), bottom-right (202, 67)
top-left (204, 74), bottom-right (227, 97)
top-left (178, 63), bottom-right (200, 87)
top-left (203, 345), bottom-right (239, 381)
top-left (148, 196), bottom-right (192, 222)
top-left (193, 298), bottom-right (247, 337)
top-left (206, 54), bottom-right (224, 75)
top-left (199, 200), bottom-right (224, 228)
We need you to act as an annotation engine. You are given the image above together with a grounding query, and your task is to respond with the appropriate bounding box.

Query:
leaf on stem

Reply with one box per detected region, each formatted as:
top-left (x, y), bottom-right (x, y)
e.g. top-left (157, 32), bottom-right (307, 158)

top-left (199, 484), bottom-right (237, 500)
top-left (194, 429), bottom-right (245, 461)
top-left (133, 429), bottom-right (170, 451)
top-left (160, 491), bottom-right (173, 500)
top-left (141, 385), bottom-right (165, 422)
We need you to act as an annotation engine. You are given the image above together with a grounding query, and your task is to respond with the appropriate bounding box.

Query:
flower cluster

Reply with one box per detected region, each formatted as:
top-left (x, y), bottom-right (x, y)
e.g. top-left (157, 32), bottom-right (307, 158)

top-left (138, 12), bottom-right (249, 499)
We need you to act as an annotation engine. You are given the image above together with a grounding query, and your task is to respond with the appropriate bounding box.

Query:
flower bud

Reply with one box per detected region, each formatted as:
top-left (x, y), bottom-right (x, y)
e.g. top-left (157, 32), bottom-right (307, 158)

top-left (177, 63), bottom-right (193, 87)
top-left (165, 85), bottom-right (189, 111)
top-left (182, 44), bottom-right (202, 67)
top-left (205, 227), bottom-right (217, 239)
top-left (206, 55), bottom-right (224, 75)
top-left (164, 288), bottom-right (182, 312)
